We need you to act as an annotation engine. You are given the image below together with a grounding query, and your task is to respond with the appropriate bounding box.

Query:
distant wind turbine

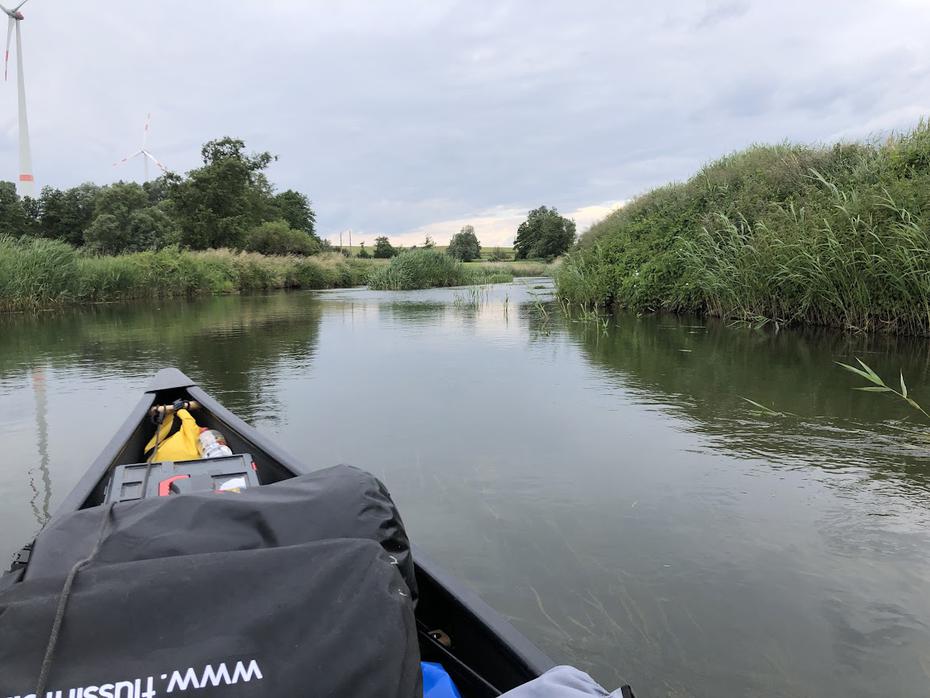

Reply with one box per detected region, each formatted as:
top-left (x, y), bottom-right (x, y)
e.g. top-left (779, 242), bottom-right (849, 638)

top-left (2, 0), bottom-right (35, 197)
top-left (114, 113), bottom-right (168, 181)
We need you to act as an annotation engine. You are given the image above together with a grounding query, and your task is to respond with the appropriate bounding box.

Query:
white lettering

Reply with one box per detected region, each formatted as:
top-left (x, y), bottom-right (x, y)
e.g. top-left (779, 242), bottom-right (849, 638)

top-left (199, 663), bottom-right (231, 688)
top-left (165, 667), bottom-right (199, 693)
top-left (111, 682), bottom-right (133, 698)
top-left (9, 658), bottom-right (264, 698)
top-left (231, 660), bottom-right (263, 683)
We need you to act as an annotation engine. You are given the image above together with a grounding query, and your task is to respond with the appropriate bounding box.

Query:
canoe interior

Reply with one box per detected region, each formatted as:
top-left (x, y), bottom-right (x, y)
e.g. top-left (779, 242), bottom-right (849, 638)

top-left (43, 368), bottom-right (553, 698)
top-left (74, 387), bottom-right (293, 509)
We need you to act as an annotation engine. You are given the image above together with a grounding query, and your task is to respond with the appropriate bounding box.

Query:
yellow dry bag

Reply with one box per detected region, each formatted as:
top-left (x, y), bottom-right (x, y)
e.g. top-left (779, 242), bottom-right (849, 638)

top-left (144, 408), bottom-right (202, 462)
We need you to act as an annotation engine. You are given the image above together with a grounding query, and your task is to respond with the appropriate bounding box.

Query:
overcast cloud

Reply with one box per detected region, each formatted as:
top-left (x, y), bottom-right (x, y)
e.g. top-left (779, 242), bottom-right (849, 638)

top-left (4, 0), bottom-right (930, 245)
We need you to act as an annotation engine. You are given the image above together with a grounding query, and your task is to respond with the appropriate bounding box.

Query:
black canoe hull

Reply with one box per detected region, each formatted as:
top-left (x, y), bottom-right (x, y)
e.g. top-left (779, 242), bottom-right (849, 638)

top-left (26, 368), bottom-right (554, 697)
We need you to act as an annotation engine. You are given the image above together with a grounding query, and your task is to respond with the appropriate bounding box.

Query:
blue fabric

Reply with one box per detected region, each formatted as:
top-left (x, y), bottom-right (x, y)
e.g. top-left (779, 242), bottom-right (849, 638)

top-left (422, 661), bottom-right (462, 698)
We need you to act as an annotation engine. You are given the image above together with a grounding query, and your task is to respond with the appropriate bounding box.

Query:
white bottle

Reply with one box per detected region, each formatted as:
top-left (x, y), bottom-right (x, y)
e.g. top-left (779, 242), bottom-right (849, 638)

top-left (197, 428), bottom-right (233, 459)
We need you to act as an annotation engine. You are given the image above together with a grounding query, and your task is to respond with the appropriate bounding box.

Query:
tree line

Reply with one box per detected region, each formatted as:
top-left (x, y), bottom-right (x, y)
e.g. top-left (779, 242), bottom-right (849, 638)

top-left (358, 207), bottom-right (577, 262)
top-left (0, 134), bottom-right (577, 261)
top-left (0, 137), bottom-right (321, 256)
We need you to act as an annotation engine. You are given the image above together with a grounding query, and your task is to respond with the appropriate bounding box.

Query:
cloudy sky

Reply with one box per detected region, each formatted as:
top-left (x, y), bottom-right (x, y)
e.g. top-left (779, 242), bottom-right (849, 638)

top-left (3, 0), bottom-right (929, 246)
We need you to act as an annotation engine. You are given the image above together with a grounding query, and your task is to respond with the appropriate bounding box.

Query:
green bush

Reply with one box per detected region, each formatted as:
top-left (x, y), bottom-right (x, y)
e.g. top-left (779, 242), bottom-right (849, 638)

top-left (368, 248), bottom-right (470, 290)
top-left (558, 121), bottom-right (930, 335)
top-left (244, 220), bottom-right (321, 256)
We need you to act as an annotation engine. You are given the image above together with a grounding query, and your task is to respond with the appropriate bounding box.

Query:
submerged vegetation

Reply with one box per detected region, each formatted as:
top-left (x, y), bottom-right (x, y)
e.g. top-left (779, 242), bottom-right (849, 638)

top-left (0, 236), bottom-right (371, 311)
top-left (557, 121), bottom-right (930, 335)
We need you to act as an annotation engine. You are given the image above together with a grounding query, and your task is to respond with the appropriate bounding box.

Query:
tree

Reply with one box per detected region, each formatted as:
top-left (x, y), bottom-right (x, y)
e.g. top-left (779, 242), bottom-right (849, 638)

top-left (358, 241), bottom-right (371, 258)
top-left (83, 182), bottom-right (176, 254)
top-left (244, 220), bottom-right (320, 256)
top-left (127, 206), bottom-right (180, 251)
top-left (0, 181), bottom-right (30, 237)
top-left (273, 190), bottom-right (317, 239)
top-left (83, 214), bottom-right (127, 255)
top-left (447, 225), bottom-right (481, 261)
top-left (373, 236), bottom-right (397, 258)
top-left (168, 137), bottom-right (277, 249)
top-left (94, 182), bottom-right (149, 222)
top-left (36, 183), bottom-right (99, 245)
top-left (142, 176), bottom-right (172, 206)
top-left (422, 235), bottom-right (435, 249)
top-left (513, 206), bottom-right (576, 260)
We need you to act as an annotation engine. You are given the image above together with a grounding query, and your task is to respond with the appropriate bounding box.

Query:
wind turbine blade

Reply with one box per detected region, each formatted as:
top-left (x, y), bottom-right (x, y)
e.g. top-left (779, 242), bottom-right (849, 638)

top-left (4, 18), bottom-right (12, 82)
top-left (142, 150), bottom-right (167, 172)
top-left (141, 112), bottom-right (151, 148)
top-left (0, 5), bottom-right (11, 15)
top-left (113, 150), bottom-right (143, 167)
top-left (13, 0), bottom-right (30, 12)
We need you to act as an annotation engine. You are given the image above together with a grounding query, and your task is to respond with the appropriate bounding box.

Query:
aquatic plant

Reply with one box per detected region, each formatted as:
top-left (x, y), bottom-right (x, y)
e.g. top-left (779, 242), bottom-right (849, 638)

top-left (837, 358), bottom-right (930, 421)
top-left (528, 290), bottom-right (552, 336)
top-left (452, 285), bottom-right (492, 309)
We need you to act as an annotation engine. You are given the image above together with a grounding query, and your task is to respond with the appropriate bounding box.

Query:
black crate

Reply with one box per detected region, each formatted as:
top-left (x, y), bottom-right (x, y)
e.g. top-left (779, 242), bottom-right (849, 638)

top-left (105, 454), bottom-right (261, 504)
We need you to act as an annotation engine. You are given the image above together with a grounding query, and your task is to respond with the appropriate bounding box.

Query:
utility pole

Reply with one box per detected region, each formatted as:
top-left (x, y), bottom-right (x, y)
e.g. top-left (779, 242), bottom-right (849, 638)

top-left (339, 230), bottom-right (343, 249)
top-left (348, 229), bottom-right (353, 250)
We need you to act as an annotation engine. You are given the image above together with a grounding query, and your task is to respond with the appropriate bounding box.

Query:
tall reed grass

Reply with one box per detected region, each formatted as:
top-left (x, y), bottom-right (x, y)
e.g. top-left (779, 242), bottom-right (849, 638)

top-left (557, 121), bottom-right (930, 335)
top-left (0, 237), bottom-right (373, 312)
top-left (368, 249), bottom-right (516, 290)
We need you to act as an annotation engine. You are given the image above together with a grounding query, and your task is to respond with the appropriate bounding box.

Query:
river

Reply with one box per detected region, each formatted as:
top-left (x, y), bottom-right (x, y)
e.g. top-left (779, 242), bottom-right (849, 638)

top-left (1, 280), bottom-right (928, 697)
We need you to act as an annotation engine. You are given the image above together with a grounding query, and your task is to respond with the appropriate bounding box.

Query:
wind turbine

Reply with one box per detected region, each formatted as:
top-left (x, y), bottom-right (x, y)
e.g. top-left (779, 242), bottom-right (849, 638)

top-left (2, 0), bottom-right (34, 197)
top-left (114, 113), bottom-right (167, 181)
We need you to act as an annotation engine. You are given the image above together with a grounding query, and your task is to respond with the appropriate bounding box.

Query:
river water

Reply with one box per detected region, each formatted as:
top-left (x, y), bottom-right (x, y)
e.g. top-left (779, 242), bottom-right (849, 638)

top-left (1, 280), bottom-right (928, 697)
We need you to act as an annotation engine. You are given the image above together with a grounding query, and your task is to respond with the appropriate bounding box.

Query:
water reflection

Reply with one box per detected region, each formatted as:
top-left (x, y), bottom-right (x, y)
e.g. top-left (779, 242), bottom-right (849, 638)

top-left (28, 367), bottom-right (51, 526)
top-left (0, 293), bottom-right (324, 421)
top-left (568, 312), bottom-right (930, 497)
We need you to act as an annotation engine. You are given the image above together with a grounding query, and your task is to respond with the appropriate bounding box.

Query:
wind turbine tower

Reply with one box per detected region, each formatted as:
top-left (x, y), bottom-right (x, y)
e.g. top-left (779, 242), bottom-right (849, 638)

top-left (2, 0), bottom-right (34, 197)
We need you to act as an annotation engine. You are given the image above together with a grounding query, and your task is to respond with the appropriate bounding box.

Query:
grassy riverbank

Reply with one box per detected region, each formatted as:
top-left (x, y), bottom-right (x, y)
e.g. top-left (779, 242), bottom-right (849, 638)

top-left (0, 238), bottom-right (554, 310)
top-left (0, 236), bottom-right (376, 311)
top-left (557, 122), bottom-right (930, 335)
top-left (463, 260), bottom-right (554, 277)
